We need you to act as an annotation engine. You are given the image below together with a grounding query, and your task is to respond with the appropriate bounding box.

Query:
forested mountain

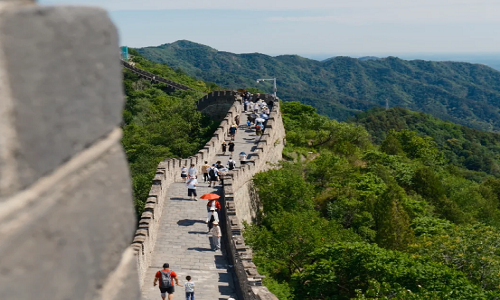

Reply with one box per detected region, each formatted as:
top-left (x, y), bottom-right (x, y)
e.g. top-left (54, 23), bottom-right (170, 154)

top-left (354, 107), bottom-right (500, 178)
top-left (246, 102), bottom-right (500, 299)
top-left (136, 40), bottom-right (500, 132)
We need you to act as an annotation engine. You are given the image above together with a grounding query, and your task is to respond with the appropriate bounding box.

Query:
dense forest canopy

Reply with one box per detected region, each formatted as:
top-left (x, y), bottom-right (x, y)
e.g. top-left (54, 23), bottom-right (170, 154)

top-left (245, 101), bottom-right (500, 299)
top-left (354, 107), bottom-right (500, 178)
top-left (136, 40), bottom-right (500, 132)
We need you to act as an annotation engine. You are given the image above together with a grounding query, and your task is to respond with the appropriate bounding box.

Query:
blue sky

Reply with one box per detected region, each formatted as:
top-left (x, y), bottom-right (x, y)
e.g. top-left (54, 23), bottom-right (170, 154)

top-left (38, 0), bottom-right (500, 58)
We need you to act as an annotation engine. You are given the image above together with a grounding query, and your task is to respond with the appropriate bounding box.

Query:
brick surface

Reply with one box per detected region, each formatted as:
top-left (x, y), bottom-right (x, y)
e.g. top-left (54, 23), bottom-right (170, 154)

top-left (141, 110), bottom-right (258, 300)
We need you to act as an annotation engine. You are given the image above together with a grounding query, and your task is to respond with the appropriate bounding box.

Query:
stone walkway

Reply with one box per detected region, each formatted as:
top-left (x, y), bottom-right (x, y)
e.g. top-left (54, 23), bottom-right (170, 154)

top-left (141, 109), bottom-right (257, 300)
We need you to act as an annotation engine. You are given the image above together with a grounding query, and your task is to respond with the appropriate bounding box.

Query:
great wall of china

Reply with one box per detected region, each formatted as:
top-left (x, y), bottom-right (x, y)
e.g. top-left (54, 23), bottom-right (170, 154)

top-left (0, 2), bottom-right (284, 300)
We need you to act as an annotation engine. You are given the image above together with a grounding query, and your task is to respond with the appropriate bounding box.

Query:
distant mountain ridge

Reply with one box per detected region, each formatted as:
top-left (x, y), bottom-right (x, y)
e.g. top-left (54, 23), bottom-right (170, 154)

top-left (136, 40), bottom-right (500, 132)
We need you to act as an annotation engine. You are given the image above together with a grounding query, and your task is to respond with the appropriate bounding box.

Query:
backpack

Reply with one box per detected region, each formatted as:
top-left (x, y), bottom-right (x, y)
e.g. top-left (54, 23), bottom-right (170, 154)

top-left (159, 271), bottom-right (172, 288)
top-left (209, 168), bottom-right (216, 178)
top-left (228, 160), bottom-right (235, 170)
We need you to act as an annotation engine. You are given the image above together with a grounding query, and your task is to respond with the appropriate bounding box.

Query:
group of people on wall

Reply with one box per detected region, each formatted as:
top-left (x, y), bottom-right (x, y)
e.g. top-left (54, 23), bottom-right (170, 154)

top-left (242, 92), bottom-right (272, 136)
top-left (153, 92), bottom-right (277, 300)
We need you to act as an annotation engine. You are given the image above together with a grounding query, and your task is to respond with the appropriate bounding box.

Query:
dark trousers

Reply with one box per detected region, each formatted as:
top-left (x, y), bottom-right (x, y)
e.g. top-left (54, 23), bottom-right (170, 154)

top-left (203, 173), bottom-right (209, 182)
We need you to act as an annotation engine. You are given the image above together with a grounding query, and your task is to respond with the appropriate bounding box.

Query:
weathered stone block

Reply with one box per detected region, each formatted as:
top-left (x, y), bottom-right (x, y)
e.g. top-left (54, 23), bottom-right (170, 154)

top-left (0, 6), bottom-right (124, 199)
top-left (0, 145), bottom-right (136, 300)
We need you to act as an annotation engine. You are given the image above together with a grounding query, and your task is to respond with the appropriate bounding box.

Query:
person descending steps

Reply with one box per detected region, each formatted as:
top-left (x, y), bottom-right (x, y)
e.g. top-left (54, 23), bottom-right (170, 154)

top-left (153, 263), bottom-right (182, 300)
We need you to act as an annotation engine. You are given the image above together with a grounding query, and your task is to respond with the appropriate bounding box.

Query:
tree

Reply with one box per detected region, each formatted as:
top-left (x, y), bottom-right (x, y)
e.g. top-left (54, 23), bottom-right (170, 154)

top-left (374, 184), bottom-right (415, 250)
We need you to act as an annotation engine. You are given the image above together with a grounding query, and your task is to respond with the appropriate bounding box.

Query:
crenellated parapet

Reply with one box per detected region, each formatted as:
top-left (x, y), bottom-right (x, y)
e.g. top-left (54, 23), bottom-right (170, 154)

top-left (221, 98), bottom-right (285, 300)
top-left (131, 93), bottom-right (243, 284)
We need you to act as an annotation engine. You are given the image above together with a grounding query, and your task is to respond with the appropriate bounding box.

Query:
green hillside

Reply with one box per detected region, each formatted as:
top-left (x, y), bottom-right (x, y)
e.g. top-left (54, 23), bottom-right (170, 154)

top-left (121, 51), bottom-right (219, 214)
top-left (354, 107), bottom-right (500, 177)
top-left (136, 40), bottom-right (500, 132)
top-left (245, 101), bottom-right (500, 299)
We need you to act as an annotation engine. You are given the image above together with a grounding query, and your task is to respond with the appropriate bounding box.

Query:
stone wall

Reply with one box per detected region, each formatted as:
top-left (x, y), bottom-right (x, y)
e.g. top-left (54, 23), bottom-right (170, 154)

top-left (131, 94), bottom-right (243, 284)
top-left (0, 3), bottom-right (139, 300)
top-left (221, 98), bottom-right (285, 300)
top-left (121, 60), bottom-right (194, 92)
top-left (197, 90), bottom-right (239, 121)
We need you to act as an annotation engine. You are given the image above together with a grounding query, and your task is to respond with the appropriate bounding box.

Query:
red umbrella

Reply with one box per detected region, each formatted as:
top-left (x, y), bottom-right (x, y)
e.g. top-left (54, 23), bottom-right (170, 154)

top-left (200, 193), bottom-right (220, 200)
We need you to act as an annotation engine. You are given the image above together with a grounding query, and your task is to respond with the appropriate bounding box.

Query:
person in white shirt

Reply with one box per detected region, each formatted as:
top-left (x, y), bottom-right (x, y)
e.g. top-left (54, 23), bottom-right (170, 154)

top-left (188, 164), bottom-right (197, 178)
top-left (210, 221), bottom-right (222, 251)
top-left (180, 166), bottom-right (188, 182)
top-left (184, 276), bottom-right (195, 300)
top-left (186, 176), bottom-right (198, 201)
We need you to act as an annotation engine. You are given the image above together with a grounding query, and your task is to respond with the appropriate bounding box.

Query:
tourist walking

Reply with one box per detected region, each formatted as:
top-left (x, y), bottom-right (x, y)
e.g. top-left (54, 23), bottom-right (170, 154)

top-left (206, 199), bottom-right (221, 223)
top-left (153, 263), bottom-right (182, 300)
top-left (186, 176), bottom-right (198, 201)
top-left (207, 210), bottom-right (216, 232)
top-left (235, 115), bottom-right (240, 126)
top-left (221, 141), bottom-right (227, 155)
top-left (184, 276), bottom-right (195, 300)
top-left (227, 157), bottom-right (236, 170)
top-left (228, 141), bottom-right (235, 155)
top-left (255, 124), bottom-right (262, 136)
top-left (208, 164), bottom-right (219, 187)
top-left (180, 166), bottom-right (188, 182)
top-left (201, 161), bottom-right (210, 183)
top-left (211, 221), bottom-right (222, 251)
top-left (188, 164), bottom-right (197, 178)
top-left (229, 124), bottom-right (237, 140)
top-left (244, 99), bottom-right (249, 112)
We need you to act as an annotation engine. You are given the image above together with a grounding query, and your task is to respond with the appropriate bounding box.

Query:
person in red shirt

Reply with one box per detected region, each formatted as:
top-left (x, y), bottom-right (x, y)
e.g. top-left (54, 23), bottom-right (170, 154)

top-left (153, 263), bottom-right (182, 300)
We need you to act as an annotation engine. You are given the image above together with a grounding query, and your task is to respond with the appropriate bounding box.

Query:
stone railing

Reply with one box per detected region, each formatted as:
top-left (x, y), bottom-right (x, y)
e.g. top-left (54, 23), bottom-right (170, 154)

top-left (121, 60), bottom-right (195, 91)
top-left (130, 93), bottom-right (243, 284)
top-left (221, 98), bottom-right (285, 300)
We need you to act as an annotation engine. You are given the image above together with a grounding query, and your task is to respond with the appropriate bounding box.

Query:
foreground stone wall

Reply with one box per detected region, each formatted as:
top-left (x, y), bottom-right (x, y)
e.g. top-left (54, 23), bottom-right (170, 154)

top-left (221, 98), bottom-right (285, 300)
top-left (131, 94), bottom-right (243, 284)
top-left (0, 2), bottom-right (139, 300)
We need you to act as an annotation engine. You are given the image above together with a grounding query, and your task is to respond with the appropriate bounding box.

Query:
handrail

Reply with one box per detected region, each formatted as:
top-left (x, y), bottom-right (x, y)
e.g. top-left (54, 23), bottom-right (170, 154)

top-left (120, 60), bottom-right (196, 91)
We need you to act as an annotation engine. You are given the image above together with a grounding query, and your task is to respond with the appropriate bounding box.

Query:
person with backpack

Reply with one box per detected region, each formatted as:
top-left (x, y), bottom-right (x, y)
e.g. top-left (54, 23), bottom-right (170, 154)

top-left (227, 158), bottom-right (236, 170)
top-left (208, 164), bottom-right (218, 187)
top-left (153, 263), bottom-right (182, 300)
top-left (228, 141), bottom-right (235, 155)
